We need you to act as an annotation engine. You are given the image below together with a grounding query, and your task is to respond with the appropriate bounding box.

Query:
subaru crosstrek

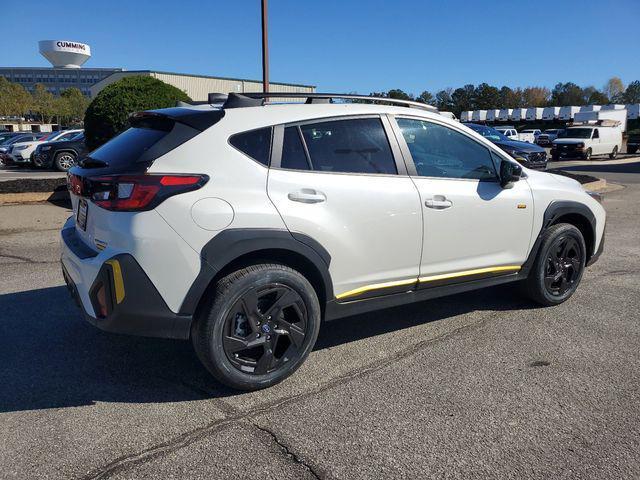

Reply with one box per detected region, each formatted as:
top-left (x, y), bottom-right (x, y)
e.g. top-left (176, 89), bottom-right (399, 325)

top-left (61, 93), bottom-right (606, 390)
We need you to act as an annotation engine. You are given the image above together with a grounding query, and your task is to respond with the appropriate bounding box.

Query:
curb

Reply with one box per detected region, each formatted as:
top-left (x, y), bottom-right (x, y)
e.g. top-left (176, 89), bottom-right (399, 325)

top-left (581, 179), bottom-right (607, 192)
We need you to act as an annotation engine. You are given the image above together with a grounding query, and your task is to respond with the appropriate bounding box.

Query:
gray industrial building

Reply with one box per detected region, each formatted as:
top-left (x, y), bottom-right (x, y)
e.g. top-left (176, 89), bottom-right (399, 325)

top-left (1, 40), bottom-right (315, 100)
top-left (90, 70), bottom-right (315, 101)
top-left (0, 67), bottom-right (122, 96)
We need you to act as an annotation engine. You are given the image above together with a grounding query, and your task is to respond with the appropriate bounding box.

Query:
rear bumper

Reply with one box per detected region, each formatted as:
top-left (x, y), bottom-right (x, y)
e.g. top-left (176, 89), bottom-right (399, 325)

top-left (61, 222), bottom-right (192, 339)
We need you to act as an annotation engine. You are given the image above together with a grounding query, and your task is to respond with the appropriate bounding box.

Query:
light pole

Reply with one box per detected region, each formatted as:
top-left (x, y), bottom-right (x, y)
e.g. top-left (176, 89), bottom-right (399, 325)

top-left (261, 0), bottom-right (269, 93)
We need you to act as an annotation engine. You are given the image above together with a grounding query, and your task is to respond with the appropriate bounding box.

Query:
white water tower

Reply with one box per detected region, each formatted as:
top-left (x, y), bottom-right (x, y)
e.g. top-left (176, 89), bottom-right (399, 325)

top-left (38, 40), bottom-right (91, 68)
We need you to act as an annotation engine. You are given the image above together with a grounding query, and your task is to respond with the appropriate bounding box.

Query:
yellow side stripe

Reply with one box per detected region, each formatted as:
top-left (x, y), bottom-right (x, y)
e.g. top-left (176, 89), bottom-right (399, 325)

top-left (418, 265), bottom-right (521, 283)
top-left (105, 259), bottom-right (126, 304)
top-left (335, 278), bottom-right (417, 300)
top-left (336, 265), bottom-right (521, 301)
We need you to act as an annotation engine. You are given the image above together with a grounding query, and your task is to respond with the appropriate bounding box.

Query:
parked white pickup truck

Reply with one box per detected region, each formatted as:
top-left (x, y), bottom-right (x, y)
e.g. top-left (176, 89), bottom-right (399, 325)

top-left (495, 127), bottom-right (536, 143)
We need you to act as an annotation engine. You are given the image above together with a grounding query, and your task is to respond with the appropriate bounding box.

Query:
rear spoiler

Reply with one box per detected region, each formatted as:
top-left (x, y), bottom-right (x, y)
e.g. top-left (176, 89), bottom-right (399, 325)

top-left (129, 107), bottom-right (225, 132)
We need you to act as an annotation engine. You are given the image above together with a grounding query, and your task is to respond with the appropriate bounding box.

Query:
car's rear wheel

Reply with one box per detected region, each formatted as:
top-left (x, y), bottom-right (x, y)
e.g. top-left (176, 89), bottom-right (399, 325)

top-left (192, 263), bottom-right (321, 390)
top-left (54, 152), bottom-right (76, 171)
top-left (522, 223), bottom-right (586, 306)
top-left (609, 145), bottom-right (618, 159)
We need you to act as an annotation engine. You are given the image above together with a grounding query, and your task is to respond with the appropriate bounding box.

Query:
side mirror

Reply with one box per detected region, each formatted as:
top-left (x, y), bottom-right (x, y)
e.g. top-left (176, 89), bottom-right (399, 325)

top-left (500, 160), bottom-right (522, 188)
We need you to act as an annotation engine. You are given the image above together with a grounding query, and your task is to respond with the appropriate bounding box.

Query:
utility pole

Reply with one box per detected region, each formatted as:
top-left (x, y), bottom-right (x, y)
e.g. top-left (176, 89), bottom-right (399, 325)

top-left (261, 0), bottom-right (269, 93)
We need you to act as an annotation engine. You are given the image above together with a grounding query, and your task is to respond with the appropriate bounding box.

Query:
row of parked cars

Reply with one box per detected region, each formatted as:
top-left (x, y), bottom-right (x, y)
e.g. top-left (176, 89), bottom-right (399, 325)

top-left (463, 121), bottom-right (627, 168)
top-left (0, 129), bottom-right (86, 171)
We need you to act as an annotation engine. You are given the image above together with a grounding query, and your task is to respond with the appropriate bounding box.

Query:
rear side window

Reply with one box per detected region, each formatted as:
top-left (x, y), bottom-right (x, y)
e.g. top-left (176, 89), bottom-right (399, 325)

top-left (299, 118), bottom-right (397, 174)
top-left (281, 126), bottom-right (310, 170)
top-left (229, 127), bottom-right (272, 166)
top-left (90, 127), bottom-right (167, 167)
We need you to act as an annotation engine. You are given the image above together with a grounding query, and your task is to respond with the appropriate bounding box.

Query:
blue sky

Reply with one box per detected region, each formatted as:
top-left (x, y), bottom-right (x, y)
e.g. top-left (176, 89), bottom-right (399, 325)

top-left (3, 0), bottom-right (639, 94)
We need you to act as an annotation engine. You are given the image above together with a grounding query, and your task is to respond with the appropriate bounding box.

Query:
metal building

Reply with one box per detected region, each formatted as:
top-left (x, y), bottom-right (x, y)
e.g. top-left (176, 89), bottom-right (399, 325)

top-left (89, 70), bottom-right (315, 101)
top-left (0, 67), bottom-right (122, 96)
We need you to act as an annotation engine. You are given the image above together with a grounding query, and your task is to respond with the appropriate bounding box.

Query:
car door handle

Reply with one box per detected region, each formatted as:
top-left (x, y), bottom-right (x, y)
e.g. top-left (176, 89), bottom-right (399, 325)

top-left (425, 195), bottom-right (452, 209)
top-left (287, 189), bottom-right (326, 204)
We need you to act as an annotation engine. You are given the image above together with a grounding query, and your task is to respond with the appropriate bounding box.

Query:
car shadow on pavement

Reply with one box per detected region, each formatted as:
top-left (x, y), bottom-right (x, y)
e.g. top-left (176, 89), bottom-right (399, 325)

top-left (0, 283), bottom-right (532, 413)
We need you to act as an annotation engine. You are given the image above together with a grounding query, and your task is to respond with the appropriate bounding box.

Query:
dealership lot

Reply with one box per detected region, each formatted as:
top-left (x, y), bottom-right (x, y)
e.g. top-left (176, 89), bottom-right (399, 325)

top-left (1, 162), bottom-right (639, 479)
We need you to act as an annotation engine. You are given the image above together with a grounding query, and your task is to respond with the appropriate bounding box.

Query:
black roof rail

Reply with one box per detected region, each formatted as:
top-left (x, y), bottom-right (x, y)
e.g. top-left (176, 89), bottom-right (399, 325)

top-left (239, 92), bottom-right (438, 112)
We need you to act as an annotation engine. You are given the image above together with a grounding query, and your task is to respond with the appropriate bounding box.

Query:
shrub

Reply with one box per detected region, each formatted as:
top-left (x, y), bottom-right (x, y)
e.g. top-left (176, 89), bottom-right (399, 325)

top-left (84, 75), bottom-right (191, 150)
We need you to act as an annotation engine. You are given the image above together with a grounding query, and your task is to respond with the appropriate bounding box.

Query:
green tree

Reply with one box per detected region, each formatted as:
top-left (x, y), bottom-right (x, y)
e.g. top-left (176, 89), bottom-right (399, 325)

top-left (474, 83), bottom-right (501, 109)
top-left (582, 86), bottom-right (609, 105)
top-left (451, 84), bottom-right (475, 115)
top-left (623, 80), bottom-right (640, 103)
top-left (603, 77), bottom-right (625, 102)
top-left (387, 89), bottom-right (414, 100)
top-left (435, 88), bottom-right (454, 111)
top-left (416, 90), bottom-right (435, 105)
top-left (499, 86), bottom-right (521, 108)
top-left (32, 84), bottom-right (57, 123)
top-left (522, 86), bottom-right (550, 107)
top-left (0, 77), bottom-right (31, 118)
top-left (551, 82), bottom-right (584, 106)
top-left (84, 75), bottom-right (191, 149)
top-left (60, 88), bottom-right (89, 123)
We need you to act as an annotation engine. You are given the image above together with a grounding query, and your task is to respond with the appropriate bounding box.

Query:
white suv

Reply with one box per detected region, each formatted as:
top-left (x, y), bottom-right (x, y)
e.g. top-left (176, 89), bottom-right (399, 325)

top-left (61, 93), bottom-right (606, 390)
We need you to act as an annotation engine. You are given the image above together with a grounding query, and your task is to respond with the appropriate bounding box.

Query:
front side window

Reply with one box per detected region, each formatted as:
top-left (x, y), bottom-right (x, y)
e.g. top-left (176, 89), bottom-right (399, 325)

top-left (229, 127), bottom-right (272, 166)
top-left (298, 118), bottom-right (397, 174)
top-left (397, 118), bottom-right (497, 181)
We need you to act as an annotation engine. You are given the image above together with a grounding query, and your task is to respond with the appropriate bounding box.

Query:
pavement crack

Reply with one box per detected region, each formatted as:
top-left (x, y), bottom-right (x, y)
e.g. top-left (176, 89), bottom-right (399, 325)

top-left (252, 423), bottom-right (323, 479)
top-left (0, 252), bottom-right (57, 265)
top-left (79, 311), bottom-right (493, 480)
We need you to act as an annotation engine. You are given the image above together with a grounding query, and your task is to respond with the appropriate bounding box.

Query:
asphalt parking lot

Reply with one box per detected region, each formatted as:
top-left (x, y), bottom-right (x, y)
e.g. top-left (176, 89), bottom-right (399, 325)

top-left (1, 160), bottom-right (639, 479)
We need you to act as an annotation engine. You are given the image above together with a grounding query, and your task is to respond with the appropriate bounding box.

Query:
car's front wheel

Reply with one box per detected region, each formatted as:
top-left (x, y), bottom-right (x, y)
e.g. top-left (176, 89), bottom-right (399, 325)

top-left (192, 263), bottom-right (321, 390)
top-left (583, 148), bottom-right (592, 160)
top-left (522, 223), bottom-right (586, 306)
top-left (54, 152), bottom-right (76, 171)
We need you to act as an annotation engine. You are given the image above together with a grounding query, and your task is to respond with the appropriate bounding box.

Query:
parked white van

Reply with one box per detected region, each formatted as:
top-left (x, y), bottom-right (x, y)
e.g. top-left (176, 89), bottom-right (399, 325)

top-left (625, 104), bottom-right (639, 120)
top-left (498, 108), bottom-right (513, 122)
top-left (486, 109), bottom-right (500, 122)
top-left (542, 107), bottom-right (561, 121)
top-left (525, 108), bottom-right (544, 121)
top-left (552, 124), bottom-right (623, 160)
top-left (601, 104), bottom-right (625, 111)
top-left (472, 110), bottom-right (487, 122)
top-left (460, 111), bottom-right (473, 122)
top-left (580, 105), bottom-right (602, 112)
top-left (511, 108), bottom-right (527, 122)
top-left (559, 106), bottom-right (580, 121)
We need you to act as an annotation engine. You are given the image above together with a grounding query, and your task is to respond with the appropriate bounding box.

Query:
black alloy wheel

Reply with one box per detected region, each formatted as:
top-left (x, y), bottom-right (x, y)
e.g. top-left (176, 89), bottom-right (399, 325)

top-left (192, 263), bottom-right (321, 390)
top-left (223, 284), bottom-right (308, 375)
top-left (522, 223), bottom-right (586, 306)
top-left (543, 236), bottom-right (583, 297)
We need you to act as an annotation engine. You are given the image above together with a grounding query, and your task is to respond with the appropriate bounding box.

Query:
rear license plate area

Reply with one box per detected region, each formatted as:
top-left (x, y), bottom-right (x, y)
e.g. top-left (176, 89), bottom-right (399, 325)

top-left (77, 198), bottom-right (88, 231)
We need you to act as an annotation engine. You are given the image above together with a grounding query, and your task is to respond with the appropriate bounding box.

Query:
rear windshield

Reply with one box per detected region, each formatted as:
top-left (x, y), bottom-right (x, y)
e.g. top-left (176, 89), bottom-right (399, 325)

top-left (89, 127), bottom-right (167, 167)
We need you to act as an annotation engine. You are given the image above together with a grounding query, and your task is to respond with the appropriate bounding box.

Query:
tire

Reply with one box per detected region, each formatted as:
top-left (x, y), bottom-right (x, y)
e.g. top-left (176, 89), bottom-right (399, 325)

top-left (54, 152), bottom-right (76, 171)
top-left (522, 223), bottom-right (586, 306)
top-left (629, 146), bottom-right (638, 154)
top-left (192, 263), bottom-right (321, 390)
top-left (609, 146), bottom-right (618, 160)
top-left (582, 148), bottom-right (592, 161)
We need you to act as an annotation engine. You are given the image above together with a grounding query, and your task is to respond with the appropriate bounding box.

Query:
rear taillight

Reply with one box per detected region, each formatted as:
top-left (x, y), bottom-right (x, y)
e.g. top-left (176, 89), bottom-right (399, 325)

top-left (88, 174), bottom-right (208, 211)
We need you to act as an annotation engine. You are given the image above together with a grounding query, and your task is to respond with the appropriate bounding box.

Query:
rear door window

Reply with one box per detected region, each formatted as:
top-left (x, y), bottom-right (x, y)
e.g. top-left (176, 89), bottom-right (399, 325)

top-left (298, 118), bottom-right (397, 174)
top-left (281, 126), bottom-right (310, 170)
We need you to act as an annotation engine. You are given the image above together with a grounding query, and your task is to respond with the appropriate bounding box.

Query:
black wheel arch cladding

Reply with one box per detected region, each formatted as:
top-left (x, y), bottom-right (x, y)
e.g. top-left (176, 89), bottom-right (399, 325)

top-left (521, 200), bottom-right (597, 275)
top-left (179, 229), bottom-right (333, 316)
